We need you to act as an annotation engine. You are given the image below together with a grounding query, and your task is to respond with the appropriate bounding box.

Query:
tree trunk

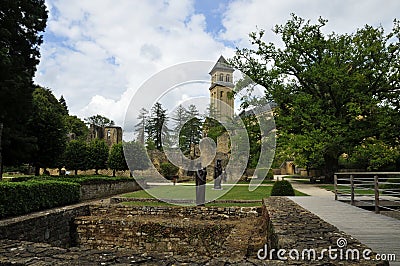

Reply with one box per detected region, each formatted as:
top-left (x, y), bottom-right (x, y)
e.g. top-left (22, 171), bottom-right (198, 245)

top-left (323, 153), bottom-right (339, 183)
top-left (0, 122), bottom-right (3, 181)
top-left (95, 169), bottom-right (99, 175)
top-left (75, 169), bottom-right (78, 176)
top-left (113, 169), bottom-right (116, 177)
top-left (34, 165), bottom-right (40, 176)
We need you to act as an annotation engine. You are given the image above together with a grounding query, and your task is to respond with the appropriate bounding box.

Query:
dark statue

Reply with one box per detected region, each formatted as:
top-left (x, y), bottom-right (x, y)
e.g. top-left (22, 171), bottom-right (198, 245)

top-left (214, 159), bottom-right (223, 190)
top-left (195, 163), bottom-right (207, 206)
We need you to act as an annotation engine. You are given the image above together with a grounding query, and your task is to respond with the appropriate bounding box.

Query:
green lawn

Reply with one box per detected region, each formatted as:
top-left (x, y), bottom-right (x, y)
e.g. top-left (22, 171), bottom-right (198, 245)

top-left (122, 184), bottom-right (307, 201)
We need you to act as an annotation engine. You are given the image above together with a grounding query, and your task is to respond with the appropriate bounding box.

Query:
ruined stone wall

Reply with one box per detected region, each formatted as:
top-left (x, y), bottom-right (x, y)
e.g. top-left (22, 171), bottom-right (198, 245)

top-left (88, 204), bottom-right (261, 219)
top-left (79, 179), bottom-right (142, 201)
top-left (0, 204), bottom-right (90, 248)
top-left (75, 205), bottom-right (264, 257)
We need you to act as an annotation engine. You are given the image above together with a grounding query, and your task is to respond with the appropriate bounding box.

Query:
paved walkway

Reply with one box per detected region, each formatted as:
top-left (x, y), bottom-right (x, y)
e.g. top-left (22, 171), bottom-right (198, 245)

top-left (289, 179), bottom-right (334, 197)
top-left (289, 196), bottom-right (400, 265)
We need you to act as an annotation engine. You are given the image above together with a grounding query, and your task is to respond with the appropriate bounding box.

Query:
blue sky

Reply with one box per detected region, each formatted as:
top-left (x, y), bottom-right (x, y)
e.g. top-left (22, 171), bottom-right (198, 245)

top-left (193, 0), bottom-right (231, 37)
top-left (34, 0), bottom-right (400, 127)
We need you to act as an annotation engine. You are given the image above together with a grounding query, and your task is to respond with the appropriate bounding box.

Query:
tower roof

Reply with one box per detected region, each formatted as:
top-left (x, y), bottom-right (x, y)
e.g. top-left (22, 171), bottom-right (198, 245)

top-left (209, 55), bottom-right (234, 74)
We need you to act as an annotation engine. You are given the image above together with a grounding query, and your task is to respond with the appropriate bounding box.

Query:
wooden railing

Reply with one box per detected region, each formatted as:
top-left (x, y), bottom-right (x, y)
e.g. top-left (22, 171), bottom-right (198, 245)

top-left (334, 172), bottom-right (400, 214)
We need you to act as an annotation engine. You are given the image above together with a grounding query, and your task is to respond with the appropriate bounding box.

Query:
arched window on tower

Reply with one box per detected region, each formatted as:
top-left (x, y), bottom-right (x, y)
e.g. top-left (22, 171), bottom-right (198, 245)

top-left (219, 73), bottom-right (224, 81)
top-left (226, 74), bottom-right (230, 82)
top-left (220, 91), bottom-right (223, 99)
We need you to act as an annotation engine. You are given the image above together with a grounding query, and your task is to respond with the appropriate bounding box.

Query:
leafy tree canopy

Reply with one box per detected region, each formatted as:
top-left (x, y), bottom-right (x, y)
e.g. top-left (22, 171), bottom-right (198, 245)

top-left (85, 114), bottom-right (115, 127)
top-left (63, 140), bottom-right (88, 175)
top-left (230, 14), bottom-right (400, 180)
top-left (146, 102), bottom-right (168, 150)
top-left (65, 115), bottom-right (89, 141)
top-left (0, 0), bottom-right (48, 168)
top-left (108, 143), bottom-right (128, 176)
top-left (87, 138), bottom-right (109, 174)
top-left (29, 87), bottom-right (67, 173)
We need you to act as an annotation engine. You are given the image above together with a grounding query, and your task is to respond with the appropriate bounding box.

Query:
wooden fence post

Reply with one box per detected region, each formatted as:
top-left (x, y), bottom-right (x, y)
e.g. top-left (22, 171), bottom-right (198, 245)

top-left (374, 175), bottom-right (380, 214)
top-left (350, 174), bottom-right (354, 205)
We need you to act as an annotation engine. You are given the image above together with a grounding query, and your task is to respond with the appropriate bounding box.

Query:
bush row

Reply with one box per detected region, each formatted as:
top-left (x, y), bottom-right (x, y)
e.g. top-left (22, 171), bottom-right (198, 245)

top-left (9, 175), bottom-right (140, 185)
top-left (0, 180), bottom-right (80, 219)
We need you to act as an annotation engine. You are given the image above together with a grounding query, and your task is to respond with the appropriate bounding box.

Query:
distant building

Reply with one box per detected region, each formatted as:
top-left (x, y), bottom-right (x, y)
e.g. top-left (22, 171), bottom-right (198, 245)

top-left (88, 124), bottom-right (122, 147)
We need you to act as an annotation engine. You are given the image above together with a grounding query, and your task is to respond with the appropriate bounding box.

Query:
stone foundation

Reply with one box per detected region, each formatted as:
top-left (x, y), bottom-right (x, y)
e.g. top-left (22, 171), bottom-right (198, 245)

top-left (0, 197), bottom-right (388, 265)
top-left (75, 204), bottom-right (266, 259)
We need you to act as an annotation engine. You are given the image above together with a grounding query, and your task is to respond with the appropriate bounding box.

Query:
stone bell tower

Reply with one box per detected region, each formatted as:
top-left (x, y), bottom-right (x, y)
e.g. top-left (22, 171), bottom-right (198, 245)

top-left (209, 55), bottom-right (234, 119)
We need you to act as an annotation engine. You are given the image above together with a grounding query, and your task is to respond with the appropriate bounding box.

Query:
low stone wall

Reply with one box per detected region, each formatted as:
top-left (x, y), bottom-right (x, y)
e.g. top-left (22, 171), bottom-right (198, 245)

top-left (79, 179), bottom-right (143, 201)
top-left (88, 204), bottom-right (262, 219)
top-left (0, 203), bottom-right (90, 248)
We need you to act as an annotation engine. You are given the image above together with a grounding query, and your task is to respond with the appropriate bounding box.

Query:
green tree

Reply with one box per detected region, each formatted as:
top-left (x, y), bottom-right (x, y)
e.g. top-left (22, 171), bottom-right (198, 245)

top-left (65, 115), bottom-right (89, 141)
top-left (231, 14), bottom-right (400, 181)
top-left (29, 87), bottom-right (67, 175)
top-left (58, 95), bottom-right (69, 116)
top-left (87, 139), bottom-right (109, 174)
top-left (240, 112), bottom-right (261, 169)
top-left (202, 104), bottom-right (225, 143)
top-left (63, 140), bottom-right (88, 175)
top-left (135, 108), bottom-right (148, 145)
top-left (108, 143), bottom-right (128, 177)
top-left (124, 141), bottom-right (150, 171)
top-left (146, 102), bottom-right (168, 150)
top-left (171, 105), bottom-right (187, 132)
top-left (179, 105), bottom-right (202, 156)
top-left (85, 114), bottom-right (114, 127)
top-left (346, 138), bottom-right (400, 171)
top-left (0, 0), bottom-right (48, 175)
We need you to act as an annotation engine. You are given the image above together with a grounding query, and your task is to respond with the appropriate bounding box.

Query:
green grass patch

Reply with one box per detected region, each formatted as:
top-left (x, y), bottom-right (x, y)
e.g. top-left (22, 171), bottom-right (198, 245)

top-left (319, 185), bottom-right (375, 195)
top-left (123, 184), bottom-right (307, 201)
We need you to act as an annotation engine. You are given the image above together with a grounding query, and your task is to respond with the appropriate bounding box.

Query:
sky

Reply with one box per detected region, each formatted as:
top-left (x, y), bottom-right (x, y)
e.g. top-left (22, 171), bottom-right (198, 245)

top-left (33, 0), bottom-right (400, 129)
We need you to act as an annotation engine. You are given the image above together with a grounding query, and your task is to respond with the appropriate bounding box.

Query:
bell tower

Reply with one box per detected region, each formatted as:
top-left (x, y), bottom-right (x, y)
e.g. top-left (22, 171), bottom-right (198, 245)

top-left (209, 55), bottom-right (234, 119)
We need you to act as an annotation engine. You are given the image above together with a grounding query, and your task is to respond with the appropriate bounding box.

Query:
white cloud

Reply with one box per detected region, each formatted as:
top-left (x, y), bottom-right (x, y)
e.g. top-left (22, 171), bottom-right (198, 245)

top-left (35, 0), bottom-right (232, 127)
top-left (34, 0), bottom-right (399, 130)
top-left (220, 0), bottom-right (400, 47)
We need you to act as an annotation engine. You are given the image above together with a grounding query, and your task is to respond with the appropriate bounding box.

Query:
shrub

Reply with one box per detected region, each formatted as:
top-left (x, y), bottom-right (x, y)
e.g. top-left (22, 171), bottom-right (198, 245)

top-left (9, 175), bottom-right (139, 185)
top-left (0, 180), bottom-right (80, 218)
top-left (271, 180), bottom-right (295, 196)
top-left (9, 176), bottom-right (35, 182)
top-left (159, 162), bottom-right (179, 179)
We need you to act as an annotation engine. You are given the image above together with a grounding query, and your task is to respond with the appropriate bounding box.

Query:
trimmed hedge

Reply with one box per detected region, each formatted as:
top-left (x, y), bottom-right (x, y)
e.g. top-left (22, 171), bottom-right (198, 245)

top-left (0, 180), bottom-right (80, 219)
top-left (271, 180), bottom-right (295, 196)
top-left (9, 175), bottom-right (139, 185)
top-left (47, 176), bottom-right (136, 185)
